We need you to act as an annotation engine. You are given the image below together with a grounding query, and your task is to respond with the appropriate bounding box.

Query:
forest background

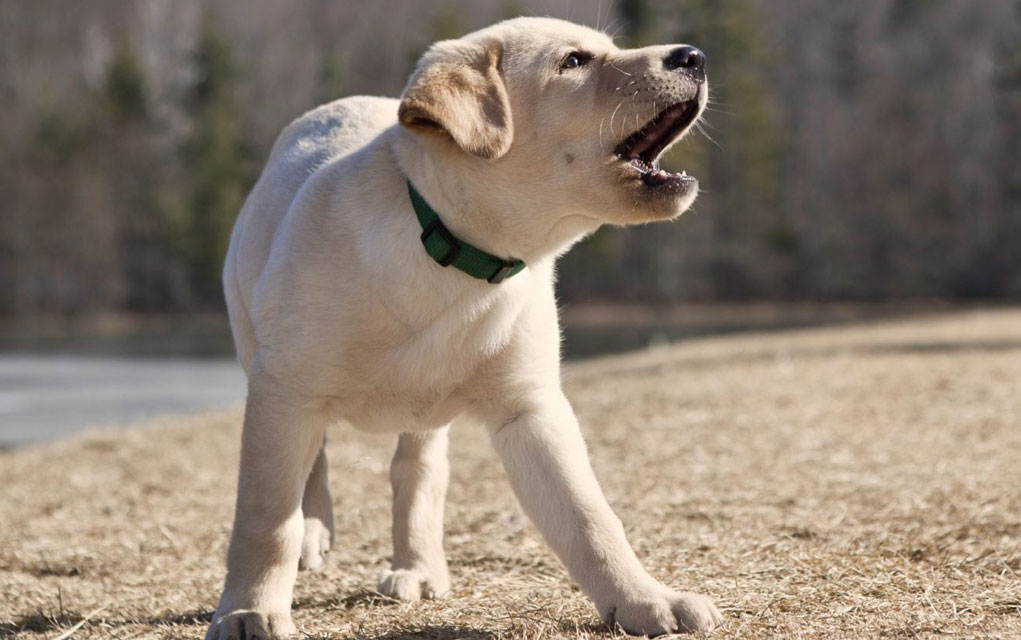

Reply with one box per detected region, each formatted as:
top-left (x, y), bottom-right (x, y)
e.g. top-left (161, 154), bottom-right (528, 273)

top-left (2, 0), bottom-right (1018, 322)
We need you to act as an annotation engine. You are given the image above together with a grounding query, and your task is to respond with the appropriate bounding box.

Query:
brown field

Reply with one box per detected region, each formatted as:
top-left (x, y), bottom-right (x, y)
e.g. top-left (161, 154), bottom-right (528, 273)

top-left (2, 309), bottom-right (1020, 639)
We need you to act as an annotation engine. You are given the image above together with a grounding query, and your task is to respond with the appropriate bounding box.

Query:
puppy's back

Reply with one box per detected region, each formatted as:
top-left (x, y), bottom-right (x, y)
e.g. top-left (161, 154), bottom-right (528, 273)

top-left (223, 96), bottom-right (398, 371)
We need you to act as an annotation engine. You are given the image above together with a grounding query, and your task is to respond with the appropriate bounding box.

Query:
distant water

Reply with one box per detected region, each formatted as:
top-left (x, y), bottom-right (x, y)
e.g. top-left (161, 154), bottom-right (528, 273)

top-left (0, 355), bottom-right (246, 447)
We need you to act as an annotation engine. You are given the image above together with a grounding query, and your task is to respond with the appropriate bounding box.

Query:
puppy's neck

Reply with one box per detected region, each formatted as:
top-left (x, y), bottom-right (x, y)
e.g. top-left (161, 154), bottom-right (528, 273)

top-left (393, 127), bottom-right (601, 266)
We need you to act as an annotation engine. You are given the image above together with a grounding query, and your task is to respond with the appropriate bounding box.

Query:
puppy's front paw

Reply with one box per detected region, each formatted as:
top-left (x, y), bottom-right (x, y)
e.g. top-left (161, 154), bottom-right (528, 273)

top-left (666, 591), bottom-right (724, 633)
top-left (298, 517), bottom-right (332, 571)
top-left (205, 609), bottom-right (297, 640)
top-left (602, 589), bottom-right (722, 636)
top-left (377, 567), bottom-right (450, 601)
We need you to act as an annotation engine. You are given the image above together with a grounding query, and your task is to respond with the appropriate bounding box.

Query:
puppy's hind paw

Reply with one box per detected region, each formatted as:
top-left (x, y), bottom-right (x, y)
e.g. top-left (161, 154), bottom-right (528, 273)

top-left (298, 517), bottom-right (332, 571)
top-left (377, 568), bottom-right (449, 602)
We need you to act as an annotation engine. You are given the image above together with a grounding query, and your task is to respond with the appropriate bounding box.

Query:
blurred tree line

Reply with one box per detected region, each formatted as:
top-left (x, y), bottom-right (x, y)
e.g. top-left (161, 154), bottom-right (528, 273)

top-left (1, 0), bottom-right (1019, 317)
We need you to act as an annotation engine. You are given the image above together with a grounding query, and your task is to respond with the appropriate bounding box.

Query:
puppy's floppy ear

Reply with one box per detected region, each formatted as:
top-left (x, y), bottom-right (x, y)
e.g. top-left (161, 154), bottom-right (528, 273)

top-left (399, 39), bottom-right (513, 160)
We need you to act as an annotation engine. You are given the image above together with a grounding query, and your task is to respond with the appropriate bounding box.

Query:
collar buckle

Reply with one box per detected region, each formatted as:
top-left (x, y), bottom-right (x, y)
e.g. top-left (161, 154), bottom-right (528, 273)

top-left (420, 218), bottom-right (462, 267)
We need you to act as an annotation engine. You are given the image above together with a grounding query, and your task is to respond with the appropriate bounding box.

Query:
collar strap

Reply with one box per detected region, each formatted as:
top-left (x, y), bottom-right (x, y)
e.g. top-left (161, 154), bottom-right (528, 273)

top-left (407, 181), bottom-right (526, 284)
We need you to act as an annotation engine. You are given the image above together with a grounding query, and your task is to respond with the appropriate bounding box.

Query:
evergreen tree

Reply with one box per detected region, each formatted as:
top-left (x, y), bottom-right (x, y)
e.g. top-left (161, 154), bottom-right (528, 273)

top-left (102, 41), bottom-right (189, 310)
top-left (668, 0), bottom-right (785, 297)
top-left (180, 13), bottom-right (253, 307)
top-left (618, 0), bottom-right (653, 46)
top-left (105, 41), bottom-right (147, 122)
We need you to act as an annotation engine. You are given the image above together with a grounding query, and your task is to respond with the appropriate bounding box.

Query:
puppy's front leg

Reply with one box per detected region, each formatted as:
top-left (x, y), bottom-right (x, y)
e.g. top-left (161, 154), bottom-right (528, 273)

top-left (489, 392), bottom-right (722, 636)
top-left (378, 427), bottom-right (451, 601)
top-left (206, 365), bottom-right (327, 640)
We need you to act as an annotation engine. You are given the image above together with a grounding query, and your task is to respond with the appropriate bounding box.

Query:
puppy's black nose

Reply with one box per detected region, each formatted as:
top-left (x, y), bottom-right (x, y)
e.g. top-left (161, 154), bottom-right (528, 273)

top-left (664, 46), bottom-right (706, 74)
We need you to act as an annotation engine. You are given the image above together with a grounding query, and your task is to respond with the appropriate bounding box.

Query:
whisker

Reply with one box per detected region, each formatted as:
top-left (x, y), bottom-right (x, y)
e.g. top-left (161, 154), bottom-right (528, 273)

top-left (694, 120), bottom-right (722, 150)
top-left (628, 92), bottom-right (639, 134)
top-left (698, 118), bottom-right (722, 132)
top-left (608, 63), bottom-right (633, 77)
top-left (705, 96), bottom-right (730, 109)
top-left (609, 99), bottom-right (624, 137)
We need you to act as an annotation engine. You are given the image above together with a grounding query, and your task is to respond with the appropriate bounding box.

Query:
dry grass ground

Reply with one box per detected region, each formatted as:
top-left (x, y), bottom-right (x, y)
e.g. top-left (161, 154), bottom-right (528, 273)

top-left (2, 308), bottom-right (1020, 639)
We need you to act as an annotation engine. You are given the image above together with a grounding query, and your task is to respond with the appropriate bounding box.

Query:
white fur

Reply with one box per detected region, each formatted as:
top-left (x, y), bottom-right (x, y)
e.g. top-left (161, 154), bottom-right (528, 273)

top-left (207, 17), bottom-right (720, 639)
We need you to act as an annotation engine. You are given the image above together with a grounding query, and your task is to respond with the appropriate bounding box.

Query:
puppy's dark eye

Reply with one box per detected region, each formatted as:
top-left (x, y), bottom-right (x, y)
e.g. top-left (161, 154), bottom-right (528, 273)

top-left (560, 52), bottom-right (590, 71)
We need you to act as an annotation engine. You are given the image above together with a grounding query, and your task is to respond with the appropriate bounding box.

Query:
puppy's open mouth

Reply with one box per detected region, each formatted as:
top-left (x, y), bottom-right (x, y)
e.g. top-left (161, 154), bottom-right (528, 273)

top-left (614, 99), bottom-right (700, 187)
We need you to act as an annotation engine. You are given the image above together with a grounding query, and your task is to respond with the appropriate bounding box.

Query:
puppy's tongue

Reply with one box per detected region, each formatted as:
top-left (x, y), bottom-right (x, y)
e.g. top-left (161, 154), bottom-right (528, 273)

top-left (641, 169), bottom-right (674, 186)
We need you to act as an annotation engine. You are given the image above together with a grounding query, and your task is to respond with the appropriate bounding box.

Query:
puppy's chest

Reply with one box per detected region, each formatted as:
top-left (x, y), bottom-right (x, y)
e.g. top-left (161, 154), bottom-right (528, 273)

top-left (332, 292), bottom-right (522, 430)
top-left (334, 346), bottom-right (494, 433)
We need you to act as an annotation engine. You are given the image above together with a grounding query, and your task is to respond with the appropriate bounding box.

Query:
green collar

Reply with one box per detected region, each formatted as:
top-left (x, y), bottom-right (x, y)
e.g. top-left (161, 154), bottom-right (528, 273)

top-left (407, 181), bottom-right (526, 284)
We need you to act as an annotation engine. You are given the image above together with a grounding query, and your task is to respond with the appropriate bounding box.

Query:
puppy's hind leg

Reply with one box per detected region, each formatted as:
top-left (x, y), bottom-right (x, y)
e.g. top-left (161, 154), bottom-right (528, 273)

top-left (298, 438), bottom-right (334, 571)
top-left (378, 426), bottom-right (451, 601)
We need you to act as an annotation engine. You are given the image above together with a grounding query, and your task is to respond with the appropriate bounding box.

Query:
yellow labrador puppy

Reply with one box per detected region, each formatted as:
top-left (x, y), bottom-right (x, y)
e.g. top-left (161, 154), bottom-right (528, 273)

top-left (207, 17), bottom-right (721, 639)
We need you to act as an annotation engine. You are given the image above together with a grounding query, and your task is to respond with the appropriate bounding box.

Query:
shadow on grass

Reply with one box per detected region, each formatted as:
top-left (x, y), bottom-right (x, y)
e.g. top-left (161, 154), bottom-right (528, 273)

top-left (351, 620), bottom-right (619, 640)
top-left (860, 339), bottom-right (1021, 354)
top-left (0, 622), bottom-right (20, 639)
top-left (2, 609), bottom-right (214, 638)
top-left (3, 613), bottom-right (89, 637)
top-left (356, 626), bottom-right (496, 640)
top-left (146, 609), bottom-right (214, 625)
top-left (3, 607), bottom-right (610, 639)
top-left (4, 590), bottom-right (607, 639)
top-left (571, 337), bottom-right (1021, 384)
top-left (292, 591), bottom-right (498, 638)
top-left (293, 588), bottom-right (402, 612)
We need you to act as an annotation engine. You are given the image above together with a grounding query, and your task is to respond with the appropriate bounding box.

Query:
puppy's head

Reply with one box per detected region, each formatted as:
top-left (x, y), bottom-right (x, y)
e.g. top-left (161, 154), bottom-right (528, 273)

top-left (399, 17), bottom-right (708, 231)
